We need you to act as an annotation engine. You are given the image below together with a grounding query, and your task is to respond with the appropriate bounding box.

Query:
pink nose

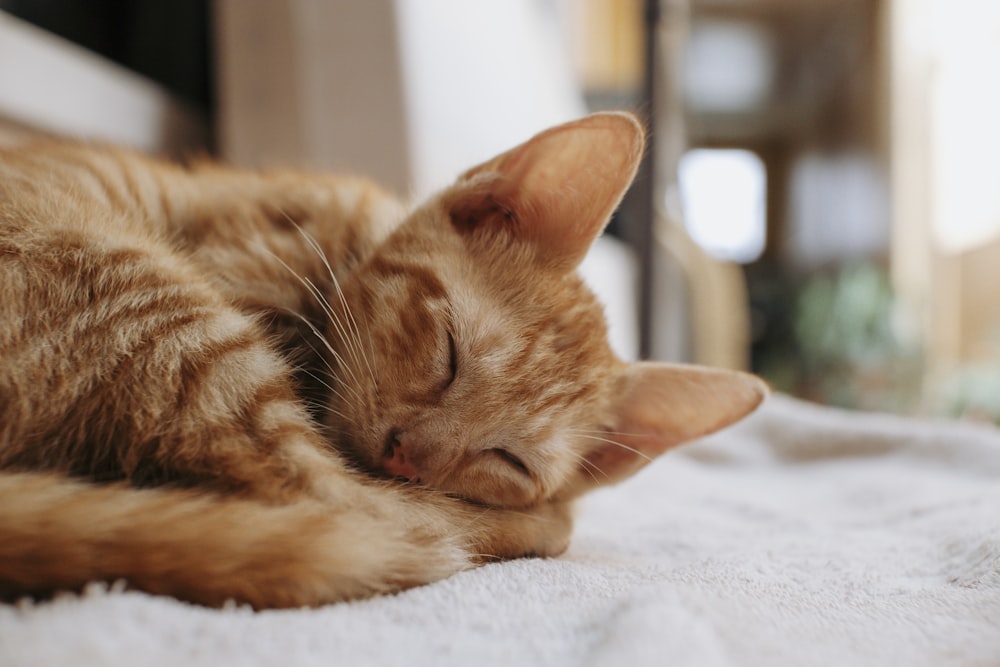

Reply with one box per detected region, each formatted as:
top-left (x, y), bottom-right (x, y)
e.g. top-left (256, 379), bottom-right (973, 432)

top-left (383, 440), bottom-right (420, 482)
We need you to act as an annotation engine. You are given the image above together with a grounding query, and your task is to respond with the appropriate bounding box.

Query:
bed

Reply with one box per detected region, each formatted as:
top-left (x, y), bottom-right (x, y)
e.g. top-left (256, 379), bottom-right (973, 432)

top-left (3, 394), bottom-right (999, 666)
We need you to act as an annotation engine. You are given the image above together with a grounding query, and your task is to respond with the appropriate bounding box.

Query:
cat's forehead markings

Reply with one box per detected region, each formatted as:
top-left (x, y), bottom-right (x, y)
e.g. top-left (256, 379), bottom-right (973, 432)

top-left (464, 312), bottom-right (523, 376)
top-left (452, 290), bottom-right (505, 340)
top-left (367, 255), bottom-right (446, 302)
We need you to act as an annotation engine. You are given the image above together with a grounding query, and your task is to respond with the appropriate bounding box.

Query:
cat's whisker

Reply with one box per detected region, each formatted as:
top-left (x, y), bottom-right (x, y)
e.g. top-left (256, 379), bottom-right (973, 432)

top-left (258, 248), bottom-right (366, 392)
top-left (299, 336), bottom-right (363, 399)
top-left (328, 267), bottom-right (378, 388)
top-left (275, 244), bottom-right (366, 378)
top-left (270, 302), bottom-right (366, 403)
top-left (306, 401), bottom-right (352, 425)
top-left (566, 427), bottom-right (651, 439)
top-left (297, 329), bottom-right (365, 406)
top-left (300, 272), bottom-right (369, 378)
top-left (255, 240), bottom-right (360, 368)
top-left (338, 283), bottom-right (378, 385)
top-left (277, 357), bottom-right (350, 427)
top-left (358, 297), bottom-right (379, 393)
top-left (295, 347), bottom-right (339, 383)
top-left (570, 433), bottom-right (655, 464)
top-left (290, 311), bottom-right (360, 389)
top-left (290, 221), bottom-right (378, 386)
top-left (298, 367), bottom-right (355, 417)
top-left (567, 450), bottom-right (607, 483)
top-left (314, 251), bottom-right (378, 386)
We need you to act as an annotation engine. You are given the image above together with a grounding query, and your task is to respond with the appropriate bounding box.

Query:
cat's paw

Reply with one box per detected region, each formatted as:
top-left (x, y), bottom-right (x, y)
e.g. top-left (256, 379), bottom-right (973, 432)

top-left (521, 500), bottom-right (574, 558)
top-left (470, 500), bottom-right (574, 562)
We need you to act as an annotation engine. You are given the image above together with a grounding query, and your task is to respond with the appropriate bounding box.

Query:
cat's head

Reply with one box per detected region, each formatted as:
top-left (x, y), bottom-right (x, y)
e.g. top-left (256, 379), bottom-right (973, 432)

top-left (325, 112), bottom-right (767, 509)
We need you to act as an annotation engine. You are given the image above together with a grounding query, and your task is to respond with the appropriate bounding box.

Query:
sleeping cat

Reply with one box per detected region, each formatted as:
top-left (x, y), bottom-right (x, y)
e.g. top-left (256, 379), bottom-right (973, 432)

top-left (0, 112), bottom-right (766, 608)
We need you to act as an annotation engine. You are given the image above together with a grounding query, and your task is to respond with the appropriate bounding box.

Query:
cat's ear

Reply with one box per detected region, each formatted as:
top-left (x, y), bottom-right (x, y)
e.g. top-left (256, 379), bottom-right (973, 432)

top-left (565, 363), bottom-right (768, 497)
top-left (446, 112), bottom-right (644, 270)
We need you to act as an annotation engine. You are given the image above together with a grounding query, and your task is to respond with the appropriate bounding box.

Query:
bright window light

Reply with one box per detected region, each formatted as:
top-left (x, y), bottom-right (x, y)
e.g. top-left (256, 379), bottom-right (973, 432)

top-left (927, 0), bottom-right (1000, 253)
top-left (683, 21), bottom-right (774, 113)
top-left (678, 149), bottom-right (767, 263)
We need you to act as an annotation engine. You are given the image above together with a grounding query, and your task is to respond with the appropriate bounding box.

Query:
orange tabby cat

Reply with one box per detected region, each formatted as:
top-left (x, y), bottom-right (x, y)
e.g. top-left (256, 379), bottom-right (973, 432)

top-left (0, 113), bottom-right (765, 608)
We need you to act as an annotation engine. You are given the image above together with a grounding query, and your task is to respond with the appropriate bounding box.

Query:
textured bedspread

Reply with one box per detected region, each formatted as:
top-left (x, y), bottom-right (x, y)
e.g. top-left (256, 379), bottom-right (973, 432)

top-left (3, 395), bottom-right (1000, 666)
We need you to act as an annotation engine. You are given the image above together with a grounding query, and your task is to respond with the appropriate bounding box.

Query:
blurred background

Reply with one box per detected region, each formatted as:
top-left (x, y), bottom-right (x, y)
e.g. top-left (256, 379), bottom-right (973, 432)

top-left (1, 0), bottom-right (998, 422)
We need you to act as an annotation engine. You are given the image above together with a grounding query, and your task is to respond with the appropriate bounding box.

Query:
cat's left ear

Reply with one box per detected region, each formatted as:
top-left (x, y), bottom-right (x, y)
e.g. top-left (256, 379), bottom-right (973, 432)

top-left (446, 112), bottom-right (644, 270)
top-left (563, 363), bottom-right (768, 498)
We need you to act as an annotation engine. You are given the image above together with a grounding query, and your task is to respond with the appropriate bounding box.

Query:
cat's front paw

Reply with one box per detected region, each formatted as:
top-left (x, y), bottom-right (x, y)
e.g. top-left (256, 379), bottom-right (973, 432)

top-left (522, 500), bottom-right (574, 558)
top-left (470, 500), bottom-right (574, 562)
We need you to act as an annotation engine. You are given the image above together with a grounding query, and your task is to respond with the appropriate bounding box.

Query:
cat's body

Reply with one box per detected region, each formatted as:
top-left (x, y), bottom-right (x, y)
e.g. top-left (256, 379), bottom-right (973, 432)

top-left (0, 113), bottom-right (766, 608)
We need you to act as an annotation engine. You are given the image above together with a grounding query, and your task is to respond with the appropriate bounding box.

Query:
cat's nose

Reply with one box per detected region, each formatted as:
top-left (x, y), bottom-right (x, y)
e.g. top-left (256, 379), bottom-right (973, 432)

top-left (383, 439), bottom-right (420, 482)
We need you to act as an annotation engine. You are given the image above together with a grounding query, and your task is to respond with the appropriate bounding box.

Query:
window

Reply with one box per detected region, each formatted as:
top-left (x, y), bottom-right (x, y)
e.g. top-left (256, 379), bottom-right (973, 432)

top-left (677, 148), bottom-right (767, 263)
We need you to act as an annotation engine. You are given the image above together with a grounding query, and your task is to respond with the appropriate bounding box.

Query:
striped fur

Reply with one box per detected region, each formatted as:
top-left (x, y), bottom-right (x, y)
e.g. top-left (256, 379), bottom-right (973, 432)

top-left (0, 113), bottom-right (766, 608)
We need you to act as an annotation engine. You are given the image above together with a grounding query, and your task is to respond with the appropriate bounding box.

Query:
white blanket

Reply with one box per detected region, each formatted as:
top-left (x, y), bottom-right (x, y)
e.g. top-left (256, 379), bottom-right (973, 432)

top-left (3, 395), bottom-right (1000, 667)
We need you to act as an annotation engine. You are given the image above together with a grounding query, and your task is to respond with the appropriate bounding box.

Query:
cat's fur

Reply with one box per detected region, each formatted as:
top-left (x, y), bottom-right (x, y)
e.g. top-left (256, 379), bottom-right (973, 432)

top-left (0, 113), bottom-right (766, 608)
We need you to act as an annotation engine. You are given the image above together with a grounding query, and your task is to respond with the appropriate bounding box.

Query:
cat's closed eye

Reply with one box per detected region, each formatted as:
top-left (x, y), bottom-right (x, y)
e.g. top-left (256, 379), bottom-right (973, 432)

top-left (489, 448), bottom-right (531, 477)
top-left (440, 329), bottom-right (458, 393)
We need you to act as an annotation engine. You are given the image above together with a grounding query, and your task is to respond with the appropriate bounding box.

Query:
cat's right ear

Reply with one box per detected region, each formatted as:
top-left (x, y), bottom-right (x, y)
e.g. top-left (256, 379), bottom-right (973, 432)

top-left (444, 113), bottom-right (644, 271)
top-left (560, 362), bottom-right (768, 499)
